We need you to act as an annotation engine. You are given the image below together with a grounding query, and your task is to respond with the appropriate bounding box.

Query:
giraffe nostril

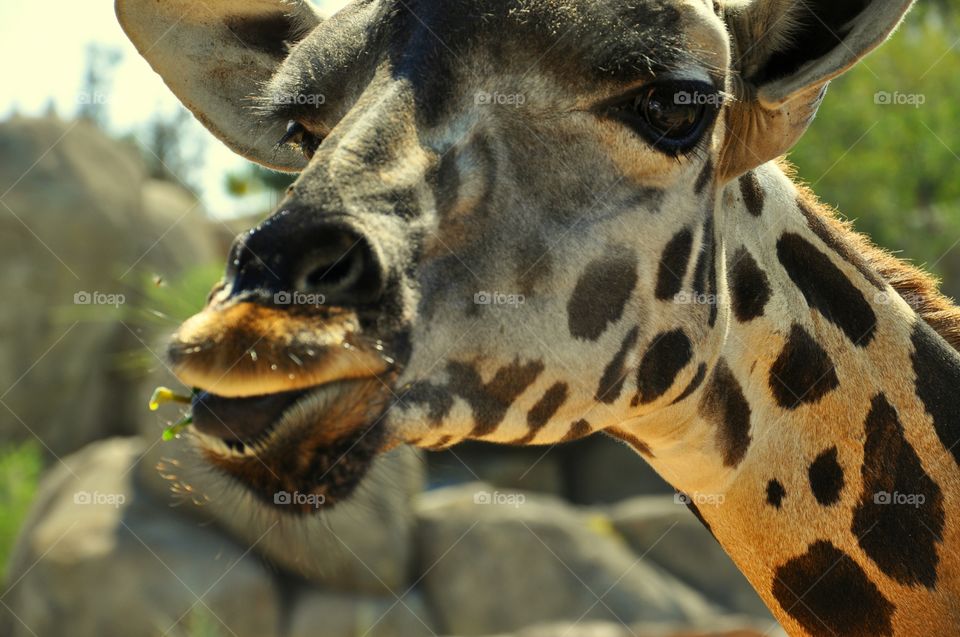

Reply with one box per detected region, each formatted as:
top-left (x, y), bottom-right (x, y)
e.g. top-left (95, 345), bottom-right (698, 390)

top-left (292, 233), bottom-right (383, 306)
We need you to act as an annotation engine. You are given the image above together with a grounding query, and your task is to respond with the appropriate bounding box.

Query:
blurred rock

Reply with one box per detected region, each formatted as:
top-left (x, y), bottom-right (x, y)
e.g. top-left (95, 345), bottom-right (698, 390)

top-left (287, 589), bottom-right (434, 637)
top-left (414, 484), bottom-right (717, 636)
top-left (138, 435), bottom-right (425, 594)
top-left (426, 441), bottom-right (564, 495)
top-left (608, 498), bottom-right (772, 620)
top-left (1, 437), bottom-right (280, 637)
top-left (0, 116), bottom-right (220, 460)
top-left (560, 435), bottom-right (672, 504)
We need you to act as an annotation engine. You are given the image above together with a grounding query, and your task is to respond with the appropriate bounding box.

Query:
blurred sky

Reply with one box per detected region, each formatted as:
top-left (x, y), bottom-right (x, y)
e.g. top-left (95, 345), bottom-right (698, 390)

top-left (0, 0), bottom-right (347, 218)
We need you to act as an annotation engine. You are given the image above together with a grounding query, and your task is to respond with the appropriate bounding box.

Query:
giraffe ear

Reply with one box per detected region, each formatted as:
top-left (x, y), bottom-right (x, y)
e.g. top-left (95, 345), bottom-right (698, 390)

top-left (116, 0), bottom-right (322, 171)
top-left (719, 0), bottom-right (914, 180)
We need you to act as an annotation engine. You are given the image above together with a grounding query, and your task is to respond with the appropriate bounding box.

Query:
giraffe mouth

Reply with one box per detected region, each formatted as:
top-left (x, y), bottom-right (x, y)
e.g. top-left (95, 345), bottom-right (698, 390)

top-left (187, 377), bottom-right (393, 514)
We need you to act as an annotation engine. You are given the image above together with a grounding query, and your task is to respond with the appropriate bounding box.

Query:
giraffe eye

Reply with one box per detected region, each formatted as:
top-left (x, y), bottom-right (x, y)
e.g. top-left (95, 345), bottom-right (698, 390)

top-left (604, 81), bottom-right (722, 155)
top-left (276, 120), bottom-right (322, 160)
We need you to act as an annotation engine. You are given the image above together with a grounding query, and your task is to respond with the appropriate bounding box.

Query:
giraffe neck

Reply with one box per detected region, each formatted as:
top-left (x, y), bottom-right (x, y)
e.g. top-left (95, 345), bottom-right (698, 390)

top-left (623, 161), bottom-right (960, 635)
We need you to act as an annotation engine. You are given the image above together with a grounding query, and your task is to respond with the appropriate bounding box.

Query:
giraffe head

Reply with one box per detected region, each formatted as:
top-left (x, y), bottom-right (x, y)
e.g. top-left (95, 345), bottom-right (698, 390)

top-left (118, 0), bottom-right (913, 511)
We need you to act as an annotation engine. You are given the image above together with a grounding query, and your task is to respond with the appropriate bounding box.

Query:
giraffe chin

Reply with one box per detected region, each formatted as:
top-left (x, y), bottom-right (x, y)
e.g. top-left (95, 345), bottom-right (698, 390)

top-left (187, 377), bottom-right (391, 515)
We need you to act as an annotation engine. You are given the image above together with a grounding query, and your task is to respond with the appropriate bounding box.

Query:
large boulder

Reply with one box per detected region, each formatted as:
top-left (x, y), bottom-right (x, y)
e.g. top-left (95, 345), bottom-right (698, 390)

top-left (1, 437), bottom-right (281, 637)
top-left (287, 590), bottom-right (435, 637)
top-left (608, 498), bottom-right (772, 620)
top-left (414, 484), bottom-right (718, 636)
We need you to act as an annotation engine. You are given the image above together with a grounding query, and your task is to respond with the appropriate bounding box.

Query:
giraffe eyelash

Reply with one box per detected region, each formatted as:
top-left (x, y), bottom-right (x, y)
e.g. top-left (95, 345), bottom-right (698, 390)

top-left (275, 120), bottom-right (322, 160)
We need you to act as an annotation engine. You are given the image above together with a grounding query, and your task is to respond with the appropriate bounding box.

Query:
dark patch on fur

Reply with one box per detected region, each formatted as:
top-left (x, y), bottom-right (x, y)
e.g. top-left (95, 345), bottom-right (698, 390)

top-left (797, 198), bottom-right (885, 291)
top-left (691, 215), bottom-right (719, 326)
top-left (772, 540), bottom-right (894, 637)
top-left (852, 394), bottom-right (944, 588)
top-left (769, 324), bottom-right (840, 409)
top-left (911, 321), bottom-right (960, 468)
top-left (623, 187), bottom-right (666, 213)
top-left (567, 246), bottom-right (638, 341)
top-left (739, 172), bottom-right (765, 217)
top-left (432, 147), bottom-right (461, 218)
top-left (447, 359), bottom-right (545, 437)
top-left (402, 381), bottom-right (454, 426)
top-left (808, 446), bottom-right (844, 506)
top-left (516, 234), bottom-right (553, 296)
top-left (512, 382), bottom-right (569, 444)
top-left (596, 327), bottom-right (640, 403)
top-left (608, 427), bottom-right (653, 457)
top-left (655, 228), bottom-right (694, 301)
top-left (635, 330), bottom-right (693, 405)
top-left (695, 159), bottom-right (714, 194)
top-left (767, 479), bottom-right (786, 509)
top-left (562, 419), bottom-right (593, 442)
top-left (777, 232), bottom-right (877, 346)
top-left (699, 359), bottom-right (752, 468)
top-left (730, 247), bottom-right (772, 322)
top-left (671, 363), bottom-right (707, 405)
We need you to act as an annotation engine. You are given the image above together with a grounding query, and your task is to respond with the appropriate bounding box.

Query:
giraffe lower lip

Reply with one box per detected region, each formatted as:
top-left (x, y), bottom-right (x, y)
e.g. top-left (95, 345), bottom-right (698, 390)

top-left (191, 387), bottom-right (312, 442)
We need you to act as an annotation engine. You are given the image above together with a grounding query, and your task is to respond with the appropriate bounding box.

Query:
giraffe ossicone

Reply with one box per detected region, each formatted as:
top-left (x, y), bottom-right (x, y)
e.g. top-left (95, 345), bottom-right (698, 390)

top-left (118, 0), bottom-right (960, 634)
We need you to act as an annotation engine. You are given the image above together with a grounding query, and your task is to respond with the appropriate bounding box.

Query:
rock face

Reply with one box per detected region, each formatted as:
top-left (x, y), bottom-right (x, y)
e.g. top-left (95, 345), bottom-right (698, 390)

top-left (414, 484), bottom-right (718, 636)
top-left (608, 498), bottom-right (773, 619)
top-left (0, 116), bottom-right (220, 460)
top-left (1, 438), bottom-right (280, 637)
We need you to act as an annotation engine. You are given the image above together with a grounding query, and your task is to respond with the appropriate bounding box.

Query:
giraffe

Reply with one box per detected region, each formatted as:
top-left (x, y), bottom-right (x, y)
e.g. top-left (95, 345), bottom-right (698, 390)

top-left (117, 0), bottom-right (960, 634)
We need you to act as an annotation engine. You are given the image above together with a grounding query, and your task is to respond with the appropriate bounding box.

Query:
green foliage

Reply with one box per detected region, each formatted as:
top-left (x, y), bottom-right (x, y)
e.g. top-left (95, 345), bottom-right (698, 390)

top-left (0, 443), bottom-right (42, 576)
top-left (790, 6), bottom-right (960, 296)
